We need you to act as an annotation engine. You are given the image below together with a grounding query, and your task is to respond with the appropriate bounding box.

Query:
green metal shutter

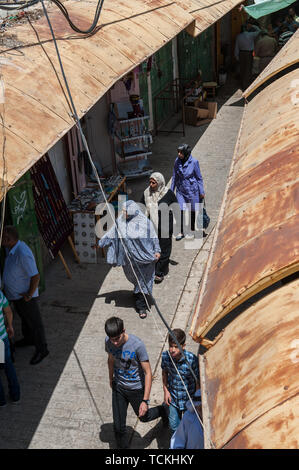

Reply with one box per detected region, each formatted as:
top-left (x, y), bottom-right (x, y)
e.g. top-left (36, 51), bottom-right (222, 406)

top-left (150, 42), bottom-right (174, 129)
top-left (139, 62), bottom-right (149, 116)
top-left (7, 172), bottom-right (45, 293)
top-left (178, 27), bottom-right (214, 82)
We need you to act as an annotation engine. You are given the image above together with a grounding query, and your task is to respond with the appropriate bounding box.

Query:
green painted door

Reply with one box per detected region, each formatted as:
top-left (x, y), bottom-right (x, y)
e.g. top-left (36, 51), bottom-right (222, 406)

top-left (178, 27), bottom-right (214, 82)
top-left (150, 41), bottom-right (174, 129)
top-left (7, 172), bottom-right (45, 293)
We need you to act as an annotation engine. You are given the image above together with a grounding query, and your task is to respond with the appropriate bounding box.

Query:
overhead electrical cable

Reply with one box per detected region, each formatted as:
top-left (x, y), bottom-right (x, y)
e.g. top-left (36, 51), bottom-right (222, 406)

top-left (39, 0), bottom-right (215, 447)
top-left (50, 0), bottom-right (105, 35)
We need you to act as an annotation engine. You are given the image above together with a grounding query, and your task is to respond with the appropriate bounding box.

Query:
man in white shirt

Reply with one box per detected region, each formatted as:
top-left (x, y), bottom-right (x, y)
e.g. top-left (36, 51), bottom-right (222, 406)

top-left (235, 22), bottom-right (261, 90)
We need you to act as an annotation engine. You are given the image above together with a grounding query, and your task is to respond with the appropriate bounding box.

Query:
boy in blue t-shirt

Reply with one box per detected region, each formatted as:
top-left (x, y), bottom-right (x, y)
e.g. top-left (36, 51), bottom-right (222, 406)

top-left (0, 290), bottom-right (20, 406)
top-left (161, 328), bottom-right (200, 434)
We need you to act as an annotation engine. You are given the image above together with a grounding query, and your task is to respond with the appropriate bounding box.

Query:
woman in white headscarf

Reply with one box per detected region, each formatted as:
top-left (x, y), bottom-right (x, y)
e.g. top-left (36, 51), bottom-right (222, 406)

top-left (141, 172), bottom-right (177, 283)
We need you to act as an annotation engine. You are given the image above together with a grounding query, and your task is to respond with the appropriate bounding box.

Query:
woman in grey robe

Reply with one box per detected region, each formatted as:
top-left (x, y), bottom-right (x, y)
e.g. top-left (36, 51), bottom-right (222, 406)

top-left (98, 200), bottom-right (160, 319)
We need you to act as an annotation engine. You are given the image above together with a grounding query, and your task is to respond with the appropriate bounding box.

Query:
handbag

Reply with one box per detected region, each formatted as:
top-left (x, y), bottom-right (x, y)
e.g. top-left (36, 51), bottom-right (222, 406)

top-left (196, 198), bottom-right (210, 230)
top-left (203, 203), bottom-right (210, 229)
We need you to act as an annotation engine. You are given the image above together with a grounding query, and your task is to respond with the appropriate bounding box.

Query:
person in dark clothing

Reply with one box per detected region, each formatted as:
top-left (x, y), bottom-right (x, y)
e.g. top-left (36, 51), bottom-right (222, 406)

top-left (141, 172), bottom-right (178, 283)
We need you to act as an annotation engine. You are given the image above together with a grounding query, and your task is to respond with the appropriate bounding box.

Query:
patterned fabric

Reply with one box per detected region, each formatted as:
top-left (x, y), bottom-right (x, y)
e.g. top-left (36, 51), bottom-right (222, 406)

top-left (161, 350), bottom-right (199, 411)
top-left (278, 30), bottom-right (294, 46)
top-left (0, 291), bottom-right (9, 341)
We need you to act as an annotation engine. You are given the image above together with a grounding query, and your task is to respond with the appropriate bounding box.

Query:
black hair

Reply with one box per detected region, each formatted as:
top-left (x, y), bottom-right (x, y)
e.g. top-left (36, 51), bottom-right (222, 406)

top-left (168, 328), bottom-right (186, 346)
top-left (177, 144), bottom-right (191, 158)
top-left (105, 317), bottom-right (124, 337)
top-left (3, 225), bottom-right (19, 241)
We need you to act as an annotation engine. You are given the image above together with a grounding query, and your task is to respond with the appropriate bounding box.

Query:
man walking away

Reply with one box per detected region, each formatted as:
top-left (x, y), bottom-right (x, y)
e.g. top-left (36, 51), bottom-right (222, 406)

top-left (255, 30), bottom-right (277, 73)
top-left (2, 226), bottom-right (49, 365)
top-left (105, 316), bottom-right (168, 449)
top-left (235, 22), bottom-right (261, 90)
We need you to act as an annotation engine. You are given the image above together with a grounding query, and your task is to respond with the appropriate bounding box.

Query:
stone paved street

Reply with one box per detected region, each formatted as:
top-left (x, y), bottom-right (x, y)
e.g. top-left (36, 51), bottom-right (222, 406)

top-left (0, 80), bottom-right (244, 449)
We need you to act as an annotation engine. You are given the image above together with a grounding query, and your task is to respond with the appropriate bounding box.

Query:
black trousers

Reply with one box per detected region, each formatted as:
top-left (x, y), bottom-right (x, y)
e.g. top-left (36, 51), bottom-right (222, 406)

top-left (112, 382), bottom-right (163, 448)
top-left (239, 50), bottom-right (253, 91)
top-left (155, 237), bottom-right (172, 277)
top-left (13, 298), bottom-right (47, 353)
top-left (180, 210), bottom-right (196, 233)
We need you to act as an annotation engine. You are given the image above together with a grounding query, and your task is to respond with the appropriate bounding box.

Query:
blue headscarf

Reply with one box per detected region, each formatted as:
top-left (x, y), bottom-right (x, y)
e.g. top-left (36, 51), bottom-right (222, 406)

top-left (98, 200), bottom-right (160, 266)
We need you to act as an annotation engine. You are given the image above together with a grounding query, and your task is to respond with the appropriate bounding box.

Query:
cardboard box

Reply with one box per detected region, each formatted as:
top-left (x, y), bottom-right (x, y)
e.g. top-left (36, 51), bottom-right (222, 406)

top-left (185, 101), bottom-right (217, 126)
top-left (197, 107), bottom-right (209, 119)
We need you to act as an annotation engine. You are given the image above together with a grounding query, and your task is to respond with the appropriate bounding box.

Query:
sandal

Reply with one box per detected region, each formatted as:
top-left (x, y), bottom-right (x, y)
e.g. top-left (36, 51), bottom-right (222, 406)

top-left (138, 310), bottom-right (147, 319)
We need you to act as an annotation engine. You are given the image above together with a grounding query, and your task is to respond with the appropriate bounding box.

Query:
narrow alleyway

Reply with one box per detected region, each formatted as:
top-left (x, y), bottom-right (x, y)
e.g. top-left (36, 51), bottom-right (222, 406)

top-left (0, 78), bottom-right (244, 449)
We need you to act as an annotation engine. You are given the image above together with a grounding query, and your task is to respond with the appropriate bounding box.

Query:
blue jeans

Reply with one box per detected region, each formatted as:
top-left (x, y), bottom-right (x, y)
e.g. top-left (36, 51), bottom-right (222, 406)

top-left (168, 403), bottom-right (183, 434)
top-left (0, 337), bottom-right (20, 405)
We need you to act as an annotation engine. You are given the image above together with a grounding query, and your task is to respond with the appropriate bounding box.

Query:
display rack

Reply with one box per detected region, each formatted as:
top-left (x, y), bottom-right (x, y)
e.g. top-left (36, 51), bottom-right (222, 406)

top-left (113, 101), bottom-right (153, 179)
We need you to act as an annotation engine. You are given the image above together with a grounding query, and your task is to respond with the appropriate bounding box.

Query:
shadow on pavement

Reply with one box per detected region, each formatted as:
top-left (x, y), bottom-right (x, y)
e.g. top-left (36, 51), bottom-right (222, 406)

top-left (0, 245), bottom-right (111, 449)
top-left (99, 420), bottom-right (171, 449)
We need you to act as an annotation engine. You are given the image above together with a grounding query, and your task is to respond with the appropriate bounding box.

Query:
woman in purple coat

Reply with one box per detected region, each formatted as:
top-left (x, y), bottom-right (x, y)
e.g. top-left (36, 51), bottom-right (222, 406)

top-left (171, 144), bottom-right (205, 240)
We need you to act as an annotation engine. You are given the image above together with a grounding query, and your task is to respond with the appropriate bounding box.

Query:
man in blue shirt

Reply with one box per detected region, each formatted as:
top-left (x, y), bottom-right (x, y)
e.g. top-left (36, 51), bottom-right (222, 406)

top-left (234, 22), bottom-right (261, 90)
top-left (2, 226), bottom-right (49, 365)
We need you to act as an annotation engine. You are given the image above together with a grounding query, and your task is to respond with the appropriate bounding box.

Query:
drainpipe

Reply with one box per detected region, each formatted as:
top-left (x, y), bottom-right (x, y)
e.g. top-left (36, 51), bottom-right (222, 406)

top-left (172, 36), bottom-right (179, 82)
top-left (147, 72), bottom-right (154, 132)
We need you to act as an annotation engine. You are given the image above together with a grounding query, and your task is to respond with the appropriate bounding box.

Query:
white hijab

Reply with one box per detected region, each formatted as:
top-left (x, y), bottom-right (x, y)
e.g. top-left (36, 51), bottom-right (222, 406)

top-left (143, 172), bottom-right (168, 229)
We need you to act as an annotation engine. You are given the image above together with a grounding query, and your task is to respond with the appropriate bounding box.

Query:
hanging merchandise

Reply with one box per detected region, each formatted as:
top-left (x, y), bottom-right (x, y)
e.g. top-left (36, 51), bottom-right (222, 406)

top-left (113, 99), bottom-right (153, 179)
top-left (30, 154), bottom-right (74, 259)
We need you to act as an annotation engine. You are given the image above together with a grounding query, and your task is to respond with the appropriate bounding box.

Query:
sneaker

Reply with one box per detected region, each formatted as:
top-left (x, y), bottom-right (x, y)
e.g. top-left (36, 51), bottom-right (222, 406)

top-left (175, 233), bottom-right (184, 241)
top-left (154, 275), bottom-right (164, 284)
top-left (30, 349), bottom-right (49, 365)
top-left (0, 402), bottom-right (7, 408)
top-left (11, 397), bottom-right (21, 405)
top-left (185, 233), bottom-right (195, 240)
top-left (160, 404), bottom-right (169, 427)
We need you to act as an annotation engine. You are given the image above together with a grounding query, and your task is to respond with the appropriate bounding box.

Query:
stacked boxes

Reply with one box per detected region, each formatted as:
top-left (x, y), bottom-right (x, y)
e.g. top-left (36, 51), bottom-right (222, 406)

top-left (185, 100), bottom-right (217, 127)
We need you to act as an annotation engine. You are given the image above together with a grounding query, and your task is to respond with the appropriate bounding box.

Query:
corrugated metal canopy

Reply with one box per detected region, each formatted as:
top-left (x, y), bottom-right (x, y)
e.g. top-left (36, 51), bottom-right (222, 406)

top-left (0, 0), bottom-right (243, 198)
top-left (177, 0), bottom-right (242, 37)
top-left (190, 68), bottom-right (299, 342)
top-left (0, 0), bottom-right (193, 197)
top-left (200, 277), bottom-right (299, 449)
top-left (244, 29), bottom-right (299, 98)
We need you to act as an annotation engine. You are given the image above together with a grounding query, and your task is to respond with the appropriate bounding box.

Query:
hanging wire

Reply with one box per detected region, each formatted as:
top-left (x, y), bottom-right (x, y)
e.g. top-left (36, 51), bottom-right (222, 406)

top-left (50, 0), bottom-right (105, 35)
top-left (39, 0), bottom-right (215, 447)
top-left (0, 0), bottom-right (39, 10)
top-left (0, 64), bottom-right (8, 248)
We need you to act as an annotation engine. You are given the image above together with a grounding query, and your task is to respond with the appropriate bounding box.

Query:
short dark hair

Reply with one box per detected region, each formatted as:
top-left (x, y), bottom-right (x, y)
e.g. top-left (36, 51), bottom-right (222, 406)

top-left (3, 225), bottom-right (19, 241)
top-left (168, 328), bottom-right (186, 346)
top-left (105, 317), bottom-right (124, 338)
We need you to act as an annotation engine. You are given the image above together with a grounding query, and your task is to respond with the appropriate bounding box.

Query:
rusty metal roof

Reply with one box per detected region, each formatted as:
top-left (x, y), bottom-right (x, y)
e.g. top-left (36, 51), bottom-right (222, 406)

top-left (200, 277), bottom-right (299, 449)
top-left (177, 0), bottom-right (242, 37)
top-left (244, 29), bottom-right (299, 98)
top-left (0, 0), bottom-right (193, 197)
top-left (190, 68), bottom-right (299, 342)
top-left (0, 0), bottom-right (242, 198)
